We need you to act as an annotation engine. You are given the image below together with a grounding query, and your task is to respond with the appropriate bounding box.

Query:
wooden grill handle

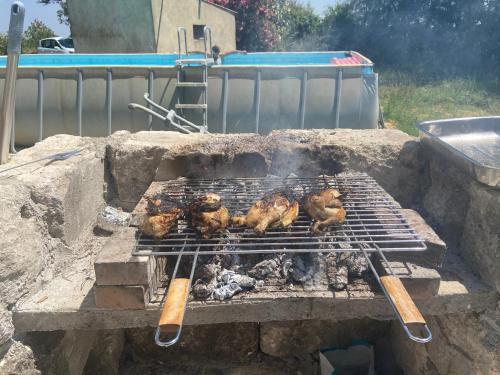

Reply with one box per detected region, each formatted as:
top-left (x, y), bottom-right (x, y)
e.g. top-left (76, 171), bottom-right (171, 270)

top-left (158, 278), bottom-right (190, 334)
top-left (380, 275), bottom-right (426, 325)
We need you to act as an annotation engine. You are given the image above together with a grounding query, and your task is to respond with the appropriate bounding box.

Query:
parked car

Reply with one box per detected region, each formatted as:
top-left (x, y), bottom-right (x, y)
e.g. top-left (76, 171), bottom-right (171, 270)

top-left (37, 37), bottom-right (75, 54)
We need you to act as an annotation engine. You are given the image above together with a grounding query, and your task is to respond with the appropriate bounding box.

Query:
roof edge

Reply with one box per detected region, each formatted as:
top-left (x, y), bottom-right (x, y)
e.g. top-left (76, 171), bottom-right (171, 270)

top-left (201, 0), bottom-right (237, 15)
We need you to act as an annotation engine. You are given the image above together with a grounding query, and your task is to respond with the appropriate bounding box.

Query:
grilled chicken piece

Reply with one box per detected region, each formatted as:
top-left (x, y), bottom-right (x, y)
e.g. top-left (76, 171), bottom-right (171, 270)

top-left (189, 193), bottom-right (230, 239)
top-left (303, 188), bottom-right (346, 234)
top-left (232, 191), bottom-right (299, 235)
top-left (139, 194), bottom-right (183, 240)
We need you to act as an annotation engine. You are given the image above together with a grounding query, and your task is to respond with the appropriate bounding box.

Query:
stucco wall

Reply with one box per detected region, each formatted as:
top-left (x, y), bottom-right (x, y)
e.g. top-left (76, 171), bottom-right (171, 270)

top-left (67, 0), bottom-right (236, 53)
top-left (153, 0), bottom-right (236, 53)
top-left (67, 0), bottom-right (156, 53)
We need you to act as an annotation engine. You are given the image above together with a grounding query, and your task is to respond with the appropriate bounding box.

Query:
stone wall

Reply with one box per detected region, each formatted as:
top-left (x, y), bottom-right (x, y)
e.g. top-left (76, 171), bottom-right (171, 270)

top-left (107, 129), bottom-right (424, 210)
top-left (0, 129), bottom-right (498, 374)
top-left (394, 140), bottom-right (500, 375)
top-left (391, 311), bottom-right (500, 375)
top-left (422, 148), bottom-right (500, 292)
top-left (0, 135), bottom-right (105, 374)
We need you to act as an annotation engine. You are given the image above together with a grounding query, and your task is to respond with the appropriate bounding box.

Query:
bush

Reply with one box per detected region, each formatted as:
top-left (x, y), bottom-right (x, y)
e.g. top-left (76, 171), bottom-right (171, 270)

top-left (22, 19), bottom-right (55, 54)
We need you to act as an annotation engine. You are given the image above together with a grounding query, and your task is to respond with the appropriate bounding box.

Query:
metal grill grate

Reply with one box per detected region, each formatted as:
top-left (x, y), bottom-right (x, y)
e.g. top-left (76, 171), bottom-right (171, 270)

top-left (133, 173), bottom-right (426, 256)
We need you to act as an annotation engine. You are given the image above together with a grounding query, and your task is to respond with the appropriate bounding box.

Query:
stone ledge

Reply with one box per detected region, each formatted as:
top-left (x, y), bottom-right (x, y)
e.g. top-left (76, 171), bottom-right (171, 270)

top-left (12, 255), bottom-right (497, 333)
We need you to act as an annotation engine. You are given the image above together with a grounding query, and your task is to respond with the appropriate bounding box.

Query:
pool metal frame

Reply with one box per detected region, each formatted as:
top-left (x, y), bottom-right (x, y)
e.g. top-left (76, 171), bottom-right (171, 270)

top-left (5, 51), bottom-right (374, 153)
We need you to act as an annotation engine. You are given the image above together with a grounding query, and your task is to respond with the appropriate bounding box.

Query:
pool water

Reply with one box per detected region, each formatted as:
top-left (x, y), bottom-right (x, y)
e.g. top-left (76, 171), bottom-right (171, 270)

top-left (0, 51), bottom-right (373, 71)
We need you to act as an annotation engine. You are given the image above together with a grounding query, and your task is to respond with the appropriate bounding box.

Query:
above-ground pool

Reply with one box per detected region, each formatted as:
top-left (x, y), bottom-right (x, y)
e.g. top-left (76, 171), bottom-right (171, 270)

top-left (0, 51), bottom-right (379, 146)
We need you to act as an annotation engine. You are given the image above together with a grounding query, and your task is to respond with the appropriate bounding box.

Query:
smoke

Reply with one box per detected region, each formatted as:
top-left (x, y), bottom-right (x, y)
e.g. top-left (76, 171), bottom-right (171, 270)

top-left (320, 0), bottom-right (500, 79)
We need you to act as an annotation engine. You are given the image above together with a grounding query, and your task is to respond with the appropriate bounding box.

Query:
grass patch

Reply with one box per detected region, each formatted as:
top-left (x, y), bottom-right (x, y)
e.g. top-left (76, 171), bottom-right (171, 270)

top-left (379, 71), bottom-right (500, 136)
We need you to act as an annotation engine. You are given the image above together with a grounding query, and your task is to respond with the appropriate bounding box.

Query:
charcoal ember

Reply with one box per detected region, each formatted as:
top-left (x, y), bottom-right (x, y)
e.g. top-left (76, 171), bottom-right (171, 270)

top-left (282, 255), bottom-right (315, 283)
top-left (330, 265), bottom-right (349, 291)
top-left (331, 251), bottom-right (370, 277)
top-left (192, 279), bottom-right (216, 299)
top-left (282, 255), bottom-right (292, 276)
top-left (325, 253), bottom-right (349, 291)
top-left (247, 258), bottom-right (281, 280)
top-left (219, 253), bottom-right (242, 271)
top-left (195, 262), bottom-right (220, 282)
top-left (324, 250), bottom-right (371, 291)
top-left (345, 252), bottom-right (369, 277)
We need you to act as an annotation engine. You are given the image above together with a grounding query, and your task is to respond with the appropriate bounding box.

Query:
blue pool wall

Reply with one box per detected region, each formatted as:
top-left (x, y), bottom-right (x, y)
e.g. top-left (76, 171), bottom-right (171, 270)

top-left (0, 51), bottom-right (379, 145)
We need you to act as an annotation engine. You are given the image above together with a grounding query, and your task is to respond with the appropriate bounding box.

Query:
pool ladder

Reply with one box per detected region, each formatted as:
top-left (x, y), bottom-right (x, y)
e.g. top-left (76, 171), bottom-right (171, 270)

top-left (174, 26), bottom-right (213, 133)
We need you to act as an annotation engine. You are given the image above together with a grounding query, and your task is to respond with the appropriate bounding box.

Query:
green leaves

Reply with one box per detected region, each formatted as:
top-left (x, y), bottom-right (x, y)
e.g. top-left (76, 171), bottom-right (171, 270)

top-left (22, 19), bottom-right (56, 54)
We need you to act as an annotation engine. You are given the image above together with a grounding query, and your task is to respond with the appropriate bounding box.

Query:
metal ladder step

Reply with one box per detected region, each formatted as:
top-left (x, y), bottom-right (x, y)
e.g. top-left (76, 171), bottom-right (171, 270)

top-left (175, 103), bottom-right (208, 109)
top-left (176, 58), bottom-right (211, 65)
top-left (175, 82), bottom-right (207, 88)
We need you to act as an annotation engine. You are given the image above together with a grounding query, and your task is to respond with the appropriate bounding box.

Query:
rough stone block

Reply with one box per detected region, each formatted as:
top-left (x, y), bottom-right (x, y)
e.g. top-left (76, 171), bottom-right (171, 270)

top-left (107, 129), bottom-right (425, 210)
top-left (1, 306), bottom-right (15, 348)
top-left (0, 181), bottom-right (54, 306)
top-left (125, 323), bottom-right (259, 363)
top-left (260, 320), bottom-right (321, 358)
top-left (13, 135), bottom-right (105, 245)
top-left (423, 152), bottom-right (500, 292)
top-left (94, 285), bottom-right (147, 310)
top-left (460, 181), bottom-right (500, 293)
top-left (260, 318), bottom-right (390, 358)
top-left (83, 330), bottom-right (125, 375)
top-left (376, 261), bottom-right (441, 299)
top-left (94, 228), bottom-right (150, 286)
top-left (0, 341), bottom-right (41, 375)
top-left (391, 311), bottom-right (500, 375)
top-left (47, 330), bottom-right (98, 375)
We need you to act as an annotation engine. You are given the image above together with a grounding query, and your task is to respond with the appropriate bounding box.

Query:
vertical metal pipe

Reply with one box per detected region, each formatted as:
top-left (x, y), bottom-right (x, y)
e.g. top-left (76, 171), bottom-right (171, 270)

top-left (0, 1), bottom-right (24, 164)
top-left (76, 70), bottom-right (83, 136)
top-left (255, 70), bottom-right (261, 134)
top-left (299, 70), bottom-right (308, 129)
top-left (202, 65), bottom-right (208, 132)
top-left (10, 110), bottom-right (16, 154)
top-left (333, 69), bottom-right (343, 129)
top-left (106, 69), bottom-right (113, 135)
top-left (221, 70), bottom-right (229, 134)
top-left (37, 70), bottom-right (44, 141)
top-left (148, 69), bottom-right (154, 130)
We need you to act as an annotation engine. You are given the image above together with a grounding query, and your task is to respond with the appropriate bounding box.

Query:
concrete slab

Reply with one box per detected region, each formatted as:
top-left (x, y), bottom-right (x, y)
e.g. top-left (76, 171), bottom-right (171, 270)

top-left (94, 228), bottom-right (151, 286)
top-left (12, 254), bottom-right (497, 333)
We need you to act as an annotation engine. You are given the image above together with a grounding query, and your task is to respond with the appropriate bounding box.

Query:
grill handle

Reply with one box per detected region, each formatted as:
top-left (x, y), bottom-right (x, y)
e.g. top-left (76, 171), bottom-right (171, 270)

top-left (380, 275), bottom-right (432, 343)
top-left (155, 278), bottom-right (190, 346)
top-left (380, 276), bottom-right (425, 324)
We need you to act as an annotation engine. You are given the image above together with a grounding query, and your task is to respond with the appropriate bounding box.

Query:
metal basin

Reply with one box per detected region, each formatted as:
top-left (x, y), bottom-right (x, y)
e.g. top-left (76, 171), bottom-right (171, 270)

top-left (417, 116), bottom-right (500, 188)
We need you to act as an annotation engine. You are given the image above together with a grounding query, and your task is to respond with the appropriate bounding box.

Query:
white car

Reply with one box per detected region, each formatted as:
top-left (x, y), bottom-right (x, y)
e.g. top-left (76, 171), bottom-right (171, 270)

top-left (37, 37), bottom-right (75, 54)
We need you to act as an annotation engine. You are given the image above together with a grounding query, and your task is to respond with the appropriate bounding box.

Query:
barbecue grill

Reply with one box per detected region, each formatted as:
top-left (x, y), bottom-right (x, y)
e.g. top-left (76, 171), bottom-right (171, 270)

top-left (131, 172), bottom-right (432, 347)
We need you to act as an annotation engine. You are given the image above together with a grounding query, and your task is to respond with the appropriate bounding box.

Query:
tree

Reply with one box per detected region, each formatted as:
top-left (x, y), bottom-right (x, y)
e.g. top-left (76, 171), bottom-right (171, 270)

top-left (22, 19), bottom-right (56, 54)
top-left (0, 33), bottom-right (7, 55)
top-left (207, 0), bottom-right (280, 51)
top-left (321, 0), bottom-right (500, 78)
top-left (38, 0), bottom-right (69, 25)
top-left (273, 0), bottom-right (323, 51)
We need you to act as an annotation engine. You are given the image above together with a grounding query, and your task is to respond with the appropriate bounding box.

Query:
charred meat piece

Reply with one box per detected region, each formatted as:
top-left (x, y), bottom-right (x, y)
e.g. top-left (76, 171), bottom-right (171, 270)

top-left (232, 191), bottom-right (299, 235)
top-left (189, 193), bottom-right (230, 239)
top-left (303, 188), bottom-right (346, 234)
top-left (139, 194), bottom-right (183, 239)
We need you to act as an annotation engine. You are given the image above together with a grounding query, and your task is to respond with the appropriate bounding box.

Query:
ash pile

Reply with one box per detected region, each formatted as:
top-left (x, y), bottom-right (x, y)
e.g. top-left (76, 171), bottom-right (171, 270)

top-left (181, 247), bottom-right (372, 301)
